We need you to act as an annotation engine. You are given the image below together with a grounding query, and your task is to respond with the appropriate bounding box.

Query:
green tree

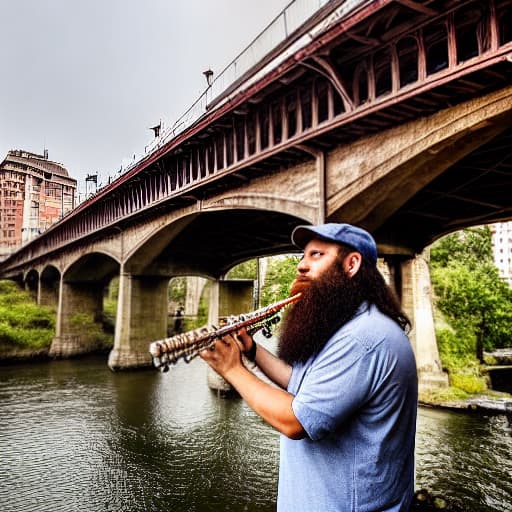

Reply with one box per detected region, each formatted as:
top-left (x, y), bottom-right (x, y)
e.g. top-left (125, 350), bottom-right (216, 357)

top-left (227, 256), bottom-right (299, 306)
top-left (261, 255), bottom-right (300, 306)
top-left (168, 276), bottom-right (187, 304)
top-left (430, 226), bottom-right (494, 268)
top-left (226, 259), bottom-right (257, 280)
top-left (430, 227), bottom-right (512, 364)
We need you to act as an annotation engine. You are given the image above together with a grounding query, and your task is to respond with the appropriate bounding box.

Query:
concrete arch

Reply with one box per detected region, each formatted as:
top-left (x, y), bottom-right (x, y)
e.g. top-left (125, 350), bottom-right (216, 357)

top-left (72, 231), bottom-right (123, 264)
top-left (327, 85), bottom-right (512, 253)
top-left (24, 269), bottom-right (39, 300)
top-left (124, 207), bottom-right (307, 279)
top-left (203, 192), bottom-right (318, 223)
top-left (41, 264), bottom-right (60, 280)
top-left (40, 265), bottom-right (61, 308)
top-left (122, 212), bottom-right (198, 275)
top-left (63, 251), bottom-right (120, 284)
top-left (49, 252), bottom-right (121, 359)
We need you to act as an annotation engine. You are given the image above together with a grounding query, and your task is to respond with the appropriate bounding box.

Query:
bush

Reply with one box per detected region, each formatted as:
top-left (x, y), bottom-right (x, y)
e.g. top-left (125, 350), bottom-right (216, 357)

top-left (435, 326), bottom-right (490, 395)
top-left (430, 228), bottom-right (512, 358)
top-left (70, 313), bottom-right (112, 347)
top-left (449, 373), bottom-right (487, 394)
top-left (0, 280), bottom-right (55, 350)
top-left (436, 327), bottom-right (476, 370)
top-left (0, 321), bottom-right (54, 348)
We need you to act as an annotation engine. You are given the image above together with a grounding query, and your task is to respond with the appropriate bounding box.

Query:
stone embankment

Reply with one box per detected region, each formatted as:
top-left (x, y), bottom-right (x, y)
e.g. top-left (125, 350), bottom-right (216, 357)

top-left (420, 395), bottom-right (512, 414)
top-left (0, 346), bottom-right (50, 363)
top-left (486, 348), bottom-right (512, 364)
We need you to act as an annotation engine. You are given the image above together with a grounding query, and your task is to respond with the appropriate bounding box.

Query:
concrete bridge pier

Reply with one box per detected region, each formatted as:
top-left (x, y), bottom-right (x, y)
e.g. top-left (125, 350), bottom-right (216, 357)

top-left (206, 279), bottom-right (233, 394)
top-left (206, 279), bottom-right (255, 395)
top-left (108, 271), bottom-right (169, 370)
top-left (399, 253), bottom-right (449, 392)
top-left (49, 279), bottom-right (105, 358)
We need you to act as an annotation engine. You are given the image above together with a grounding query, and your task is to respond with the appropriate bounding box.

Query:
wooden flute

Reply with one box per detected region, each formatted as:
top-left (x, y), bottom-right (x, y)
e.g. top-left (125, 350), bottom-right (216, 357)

top-left (149, 293), bottom-right (301, 371)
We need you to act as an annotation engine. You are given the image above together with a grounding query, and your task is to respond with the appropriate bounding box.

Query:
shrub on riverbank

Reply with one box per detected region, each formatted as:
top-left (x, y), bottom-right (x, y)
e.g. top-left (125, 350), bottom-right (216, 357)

top-left (429, 227), bottom-right (512, 398)
top-left (430, 227), bottom-right (512, 358)
top-left (435, 326), bottom-right (488, 394)
top-left (69, 313), bottom-right (113, 348)
top-left (0, 280), bottom-right (55, 350)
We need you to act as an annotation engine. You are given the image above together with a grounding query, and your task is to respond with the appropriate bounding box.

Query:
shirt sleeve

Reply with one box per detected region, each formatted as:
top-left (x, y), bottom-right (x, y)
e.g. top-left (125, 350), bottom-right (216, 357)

top-left (291, 330), bottom-right (380, 441)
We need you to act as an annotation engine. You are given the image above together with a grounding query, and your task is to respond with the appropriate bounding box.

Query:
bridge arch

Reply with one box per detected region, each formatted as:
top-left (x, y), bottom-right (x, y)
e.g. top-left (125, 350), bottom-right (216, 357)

top-left (49, 252), bottom-right (120, 359)
top-left (40, 265), bottom-right (60, 308)
top-left (24, 269), bottom-right (39, 300)
top-left (124, 207), bottom-right (307, 280)
top-left (63, 251), bottom-right (120, 283)
top-left (327, 85), bottom-right (512, 253)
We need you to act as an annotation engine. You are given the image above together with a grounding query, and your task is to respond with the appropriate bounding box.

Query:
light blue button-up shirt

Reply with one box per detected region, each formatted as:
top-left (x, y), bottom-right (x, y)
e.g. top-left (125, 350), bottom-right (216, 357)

top-left (278, 302), bottom-right (418, 512)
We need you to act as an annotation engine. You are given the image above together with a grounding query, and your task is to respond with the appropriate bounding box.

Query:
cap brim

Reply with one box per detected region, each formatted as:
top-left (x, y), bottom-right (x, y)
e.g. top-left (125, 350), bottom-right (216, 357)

top-left (291, 225), bottom-right (321, 249)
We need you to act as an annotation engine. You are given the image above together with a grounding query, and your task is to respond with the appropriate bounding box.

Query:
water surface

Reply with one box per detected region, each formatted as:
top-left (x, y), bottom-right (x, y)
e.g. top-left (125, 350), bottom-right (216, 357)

top-left (0, 354), bottom-right (511, 511)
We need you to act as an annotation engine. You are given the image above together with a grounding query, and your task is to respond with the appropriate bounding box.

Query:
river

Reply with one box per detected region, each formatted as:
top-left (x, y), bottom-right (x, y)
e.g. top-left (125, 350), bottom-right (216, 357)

top-left (0, 347), bottom-right (511, 512)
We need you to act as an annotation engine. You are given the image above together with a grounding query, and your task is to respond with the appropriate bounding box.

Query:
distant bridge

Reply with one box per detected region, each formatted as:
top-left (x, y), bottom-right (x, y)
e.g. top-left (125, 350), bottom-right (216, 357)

top-left (1, 0), bottom-right (511, 389)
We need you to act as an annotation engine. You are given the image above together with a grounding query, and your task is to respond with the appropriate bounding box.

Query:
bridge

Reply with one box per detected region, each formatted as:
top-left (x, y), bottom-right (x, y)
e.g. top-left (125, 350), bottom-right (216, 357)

top-left (1, 0), bottom-right (511, 390)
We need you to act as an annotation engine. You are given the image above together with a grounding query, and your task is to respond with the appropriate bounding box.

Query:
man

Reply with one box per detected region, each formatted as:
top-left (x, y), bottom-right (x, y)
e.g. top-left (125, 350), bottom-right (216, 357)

top-left (200, 223), bottom-right (418, 511)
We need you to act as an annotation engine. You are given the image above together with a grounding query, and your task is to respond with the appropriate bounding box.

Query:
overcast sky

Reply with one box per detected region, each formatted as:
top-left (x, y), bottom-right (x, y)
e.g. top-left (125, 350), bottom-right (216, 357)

top-left (0, 0), bottom-right (290, 196)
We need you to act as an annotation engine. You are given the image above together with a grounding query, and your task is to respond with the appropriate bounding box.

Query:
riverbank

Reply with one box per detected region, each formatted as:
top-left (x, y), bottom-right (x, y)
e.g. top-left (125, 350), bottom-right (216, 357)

top-left (0, 345), bottom-right (110, 365)
top-left (420, 395), bottom-right (512, 414)
top-left (419, 381), bottom-right (512, 414)
top-left (0, 344), bottom-right (50, 363)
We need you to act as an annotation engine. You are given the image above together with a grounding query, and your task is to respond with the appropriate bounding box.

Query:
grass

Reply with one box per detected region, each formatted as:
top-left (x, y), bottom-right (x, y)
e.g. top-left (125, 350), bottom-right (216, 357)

top-left (0, 280), bottom-right (55, 350)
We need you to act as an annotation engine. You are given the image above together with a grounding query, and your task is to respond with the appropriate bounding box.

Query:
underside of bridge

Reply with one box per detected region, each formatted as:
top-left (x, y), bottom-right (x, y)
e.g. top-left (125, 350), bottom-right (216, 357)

top-left (64, 252), bottom-right (120, 284)
top-left (374, 122), bottom-right (512, 251)
top-left (130, 0), bottom-right (512, 259)
top-left (129, 209), bottom-right (305, 278)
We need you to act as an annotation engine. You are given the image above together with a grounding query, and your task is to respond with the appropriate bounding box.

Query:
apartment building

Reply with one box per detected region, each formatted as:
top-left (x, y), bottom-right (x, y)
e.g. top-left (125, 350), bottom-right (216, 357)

top-left (491, 221), bottom-right (512, 287)
top-left (0, 149), bottom-right (77, 260)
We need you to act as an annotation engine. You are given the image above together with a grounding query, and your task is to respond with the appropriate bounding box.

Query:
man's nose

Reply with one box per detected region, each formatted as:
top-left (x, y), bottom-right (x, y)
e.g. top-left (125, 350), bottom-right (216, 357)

top-left (297, 258), bottom-right (309, 273)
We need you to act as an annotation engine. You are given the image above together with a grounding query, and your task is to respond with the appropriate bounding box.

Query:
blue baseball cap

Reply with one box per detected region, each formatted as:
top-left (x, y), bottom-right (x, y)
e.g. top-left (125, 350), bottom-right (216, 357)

top-left (291, 223), bottom-right (378, 264)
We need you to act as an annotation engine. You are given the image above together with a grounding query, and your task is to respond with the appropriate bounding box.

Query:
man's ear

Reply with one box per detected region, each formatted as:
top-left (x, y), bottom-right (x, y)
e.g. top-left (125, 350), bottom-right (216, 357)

top-left (343, 252), bottom-right (362, 278)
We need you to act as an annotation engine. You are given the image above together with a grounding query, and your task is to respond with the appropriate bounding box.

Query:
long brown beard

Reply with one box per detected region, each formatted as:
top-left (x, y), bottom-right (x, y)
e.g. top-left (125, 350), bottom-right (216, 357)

top-left (277, 262), bottom-right (364, 365)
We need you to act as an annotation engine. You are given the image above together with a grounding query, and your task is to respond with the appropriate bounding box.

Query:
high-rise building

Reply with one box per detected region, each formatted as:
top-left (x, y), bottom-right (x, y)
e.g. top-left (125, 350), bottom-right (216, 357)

top-left (490, 221), bottom-right (512, 287)
top-left (0, 149), bottom-right (77, 260)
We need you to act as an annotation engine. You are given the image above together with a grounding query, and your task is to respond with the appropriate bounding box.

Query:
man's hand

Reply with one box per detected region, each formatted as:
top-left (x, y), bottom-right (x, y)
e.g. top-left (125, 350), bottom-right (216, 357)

top-left (234, 327), bottom-right (253, 353)
top-left (199, 333), bottom-right (244, 378)
top-left (199, 329), bottom-right (305, 440)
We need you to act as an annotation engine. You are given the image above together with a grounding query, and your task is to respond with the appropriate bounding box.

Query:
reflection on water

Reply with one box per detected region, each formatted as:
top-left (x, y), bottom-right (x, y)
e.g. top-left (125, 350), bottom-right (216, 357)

top-left (416, 407), bottom-right (512, 511)
top-left (0, 355), bottom-right (511, 512)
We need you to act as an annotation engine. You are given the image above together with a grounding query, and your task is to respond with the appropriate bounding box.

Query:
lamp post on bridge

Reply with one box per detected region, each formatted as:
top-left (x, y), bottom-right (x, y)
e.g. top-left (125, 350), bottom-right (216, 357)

top-left (85, 173), bottom-right (98, 198)
top-left (203, 69), bottom-right (214, 107)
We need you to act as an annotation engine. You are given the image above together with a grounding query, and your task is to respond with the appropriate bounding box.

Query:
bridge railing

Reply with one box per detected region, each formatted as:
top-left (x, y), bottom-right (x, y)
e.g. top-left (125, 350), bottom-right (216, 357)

top-left (138, 0), bottom-right (369, 166)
